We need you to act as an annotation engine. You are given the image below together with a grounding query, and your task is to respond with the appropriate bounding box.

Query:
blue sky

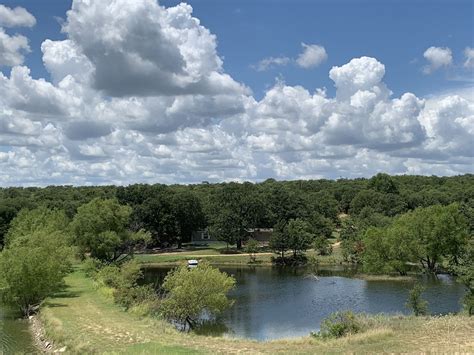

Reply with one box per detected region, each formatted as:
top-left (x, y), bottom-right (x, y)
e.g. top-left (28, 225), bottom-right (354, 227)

top-left (0, 0), bottom-right (472, 185)
top-left (2, 0), bottom-right (473, 98)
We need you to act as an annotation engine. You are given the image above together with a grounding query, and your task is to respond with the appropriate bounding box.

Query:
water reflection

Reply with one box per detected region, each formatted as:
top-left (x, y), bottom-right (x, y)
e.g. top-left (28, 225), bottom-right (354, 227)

top-left (144, 265), bottom-right (465, 341)
top-left (0, 307), bottom-right (36, 354)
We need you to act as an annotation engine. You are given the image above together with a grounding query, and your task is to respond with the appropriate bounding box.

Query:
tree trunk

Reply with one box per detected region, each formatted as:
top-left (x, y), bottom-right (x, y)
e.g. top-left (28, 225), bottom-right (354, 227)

top-left (236, 238), bottom-right (242, 250)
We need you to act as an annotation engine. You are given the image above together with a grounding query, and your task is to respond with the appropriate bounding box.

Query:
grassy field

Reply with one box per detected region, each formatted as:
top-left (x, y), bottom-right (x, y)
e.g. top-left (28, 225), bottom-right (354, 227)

top-left (39, 268), bottom-right (474, 354)
top-left (135, 240), bottom-right (344, 266)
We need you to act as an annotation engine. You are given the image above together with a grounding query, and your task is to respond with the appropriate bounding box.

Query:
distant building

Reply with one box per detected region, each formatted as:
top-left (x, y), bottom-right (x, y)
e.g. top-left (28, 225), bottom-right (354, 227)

top-left (247, 228), bottom-right (273, 243)
top-left (191, 229), bottom-right (215, 243)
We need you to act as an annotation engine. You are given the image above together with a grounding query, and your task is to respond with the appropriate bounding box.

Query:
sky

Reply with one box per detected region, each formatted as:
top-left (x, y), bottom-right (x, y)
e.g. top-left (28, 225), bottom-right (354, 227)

top-left (0, 0), bottom-right (472, 186)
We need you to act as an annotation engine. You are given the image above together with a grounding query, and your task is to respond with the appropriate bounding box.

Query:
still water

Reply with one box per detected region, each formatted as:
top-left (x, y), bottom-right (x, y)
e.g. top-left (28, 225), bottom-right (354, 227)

top-left (143, 266), bottom-right (466, 341)
top-left (0, 307), bottom-right (36, 354)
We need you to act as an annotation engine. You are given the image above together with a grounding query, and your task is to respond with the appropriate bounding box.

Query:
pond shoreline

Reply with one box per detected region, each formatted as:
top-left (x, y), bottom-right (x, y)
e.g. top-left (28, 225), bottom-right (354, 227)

top-left (35, 269), bottom-right (474, 353)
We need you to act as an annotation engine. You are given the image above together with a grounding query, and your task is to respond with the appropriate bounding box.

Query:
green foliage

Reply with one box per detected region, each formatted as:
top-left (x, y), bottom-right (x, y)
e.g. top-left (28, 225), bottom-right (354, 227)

top-left (287, 218), bottom-right (314, 257)
top-left (0, 230), bottom-right (73, 316)
top-left (313, 235), bottom-right (332, 256)
top-left (314, 311), bottom-right (361, 338)
top-left (362, 226), bottom-right (411, 275)
top-left (208, 183), bottom-right (262, 249)
top-left (406, 284), bottom-right (429, 316)
top-left (245, 238), bottom-right (259, 263)
top-left (309, 212), bottom-right (334, 239)
top-left (361, 203), bottom-right (469, 274)
top-left (269, 220), bottom-right (288, 258)
top-left (161, 262), bottom-right (235, 329)
top-left (396, 203), bottom-right (468, 272)
top-left (70, 198), bottom-right (148, 262)
top-left (5, 206), bottom-right (69, 246)
top-left (452, 236), bottom-right (474, 315)
top-left (368, 173), bottom-right (399, 194)
top-left (92, 259), bottom-right (160, 315)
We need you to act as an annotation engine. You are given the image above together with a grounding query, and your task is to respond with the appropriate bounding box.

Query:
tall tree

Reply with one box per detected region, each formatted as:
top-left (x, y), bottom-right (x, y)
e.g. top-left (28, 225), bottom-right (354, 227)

top-left (209, 183), bottom-right (261, 249)
top-left (70, 198), bottom-right (149, 262)
top-left (0, 230), bottom-right (73, 316)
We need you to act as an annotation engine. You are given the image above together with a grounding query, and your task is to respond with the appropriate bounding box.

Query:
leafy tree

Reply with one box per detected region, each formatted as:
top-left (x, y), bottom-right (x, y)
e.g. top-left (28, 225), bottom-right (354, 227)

top-left (269, 220), bottom-right (289, 259)
top-left (0, 230), bottom-right (73, 316)
top-left (287, 218), bottom-right (314, 258)
top-left (70, 198), bottom-right (150, 262)
top-left (171, 191), bottom-right (206, 248)
top-left (339, 217), bottom-right (363, 263)
top-left (132, 195), bottom-right (177, 247)
top-left (5, 206), bottom-right (69, 246)
top-left (209, 183), bottom-right (261, 249)
top-left (368, 173), bottom-right (399, 194)
top-left (452, 237), bottom-right (474, 315)
top-left (401, 203), bottom-right (468, 273)
top-left (309, 212), bottom-right (334, 239)
top-left (313, 235), bottom-right (333, 256)
top-left (362, 226), bottom-right (412, 275)
top-left (406, 284), bottom-right (429, 316)
top-left (161, 262), bottom-right (235, 329)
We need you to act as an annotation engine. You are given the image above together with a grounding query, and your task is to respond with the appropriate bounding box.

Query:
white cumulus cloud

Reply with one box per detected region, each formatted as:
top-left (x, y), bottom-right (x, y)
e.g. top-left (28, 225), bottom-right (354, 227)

top-left (0, 5), bottom-right (36, 28)
top-left (423, 46), bottom-right (453, 74)
top-left (296, 43), bottom-right (327, 69)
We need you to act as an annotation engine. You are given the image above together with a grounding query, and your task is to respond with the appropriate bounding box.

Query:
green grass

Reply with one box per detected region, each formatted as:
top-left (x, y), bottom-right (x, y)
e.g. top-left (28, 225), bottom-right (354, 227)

top-left (39, 268), bottom-right (474, 354)
top-left (135, 243), bottom-right (345, 267)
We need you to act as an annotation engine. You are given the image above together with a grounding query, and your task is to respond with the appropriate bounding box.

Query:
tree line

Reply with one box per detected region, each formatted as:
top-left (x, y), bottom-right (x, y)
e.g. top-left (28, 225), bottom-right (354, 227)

top-left (0, 173), bottom-right (473, 317)
top-left (1, 173), bottom-right (472, 250)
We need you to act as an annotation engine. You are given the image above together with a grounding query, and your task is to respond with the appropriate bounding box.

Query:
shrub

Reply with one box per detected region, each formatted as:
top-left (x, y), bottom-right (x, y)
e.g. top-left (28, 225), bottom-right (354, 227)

top-left (82, 257), bottom-right (103, 278)
top-left (314, 311), bottom-right (361, 338)
top-left (114, 284), bottom-right (160, 313)
top-left (313, 236), bottom-right (333, 256)
top-left (406, 284), bottom-right (429, 316)
top-left (161, 262), bottom-right (235, 330)
top-left (245, 238), bottom-right (259, 263)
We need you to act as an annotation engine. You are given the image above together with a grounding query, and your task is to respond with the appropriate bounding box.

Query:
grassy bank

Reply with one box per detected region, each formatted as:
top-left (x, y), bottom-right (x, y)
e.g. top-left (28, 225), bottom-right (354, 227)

top-left (135, 242), bottom-right (344, 267)
top-left (39, 268), bottom-right (474, 354)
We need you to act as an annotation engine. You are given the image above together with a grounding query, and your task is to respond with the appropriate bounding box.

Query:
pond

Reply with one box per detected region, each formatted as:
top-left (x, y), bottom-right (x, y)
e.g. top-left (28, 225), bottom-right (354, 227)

top-left (143, 266), bottom-right (466, 341)
top-left (0, 306), bottom-right (36, 354)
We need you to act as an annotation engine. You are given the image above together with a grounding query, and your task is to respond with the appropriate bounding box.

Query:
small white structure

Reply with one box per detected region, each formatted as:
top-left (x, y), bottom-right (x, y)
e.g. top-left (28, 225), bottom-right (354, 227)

top-left (188, 259), bottom-right (198, 268)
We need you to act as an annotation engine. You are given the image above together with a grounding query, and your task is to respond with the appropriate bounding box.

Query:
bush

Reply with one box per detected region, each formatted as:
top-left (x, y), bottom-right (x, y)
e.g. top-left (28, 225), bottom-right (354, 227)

top-left (406, 284), bottom-right (429, 316)
top-left (161, 262), bottom-right (235, 329)
top-left (313, 236), bottom-right (333, 256)
top-left (92, 259), bottom-right (161, 316)
top-left (95, 265), bottom-right (122, 288)
top-left (314, 311), bottom-right (361, 338)
top-left (82, 257), bottom-right (104, 278)
top-left (114, 284), bottom-right (160, 313)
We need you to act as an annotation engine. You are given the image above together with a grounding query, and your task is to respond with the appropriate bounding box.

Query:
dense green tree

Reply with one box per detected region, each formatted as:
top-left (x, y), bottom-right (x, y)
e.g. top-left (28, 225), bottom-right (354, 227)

top-left (287, 218), bottom-right (314, 257)
top-left (132, 194), bottom-right (177, 247)
top-left (362, 226), bottom-right (412, 275)
top-left (171, 191), bottom-right (206, 248)
top-left (401, 204), bottom-right (468, 273)
top-left (368, 173), bottom-right (399, 194)
top-left (452, 236), bottom-right (474, 315)
top-left (161, 262), bottom-right (235, 329)
top-left (0, 230), bottom-right (73, 316)
top-left (309, 212), bottom-right (334, 239)
top-left (70, 199), bottom-right (150, 262)
top-left (313, 235), bottom-right (333, 256)
top-left (269, 220), bottom-right (289, 259)
top-left (209, 183), bottom-right (261, 249)
top-left (5, 206), bottom-right (69, 246)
